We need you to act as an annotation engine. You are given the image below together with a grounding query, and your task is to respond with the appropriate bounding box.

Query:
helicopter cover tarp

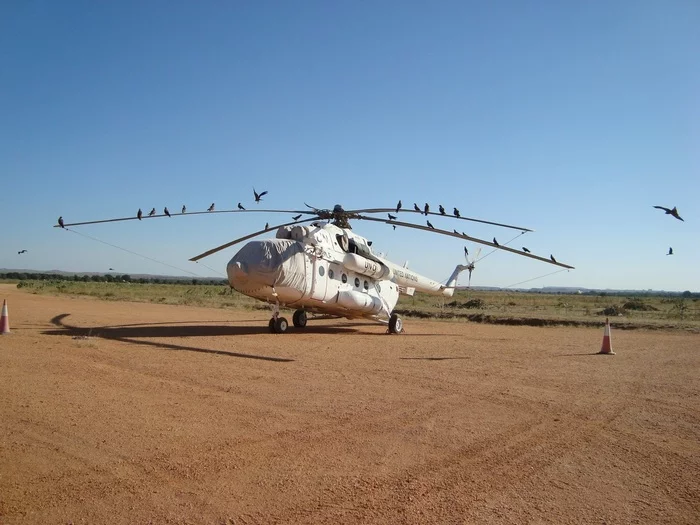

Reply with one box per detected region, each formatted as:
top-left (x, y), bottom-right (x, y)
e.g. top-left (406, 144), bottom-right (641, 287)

top-left (229, 239), bottom-right (307, 290)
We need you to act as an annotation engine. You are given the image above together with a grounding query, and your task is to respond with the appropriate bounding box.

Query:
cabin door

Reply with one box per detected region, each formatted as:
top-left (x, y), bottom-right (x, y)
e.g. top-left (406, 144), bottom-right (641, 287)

top-left (309, 256), bottom-right (328, 301)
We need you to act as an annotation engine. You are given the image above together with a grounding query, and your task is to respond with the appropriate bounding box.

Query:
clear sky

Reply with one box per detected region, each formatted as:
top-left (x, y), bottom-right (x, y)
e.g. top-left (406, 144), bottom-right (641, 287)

top-left (1, 1), bottom-right (698, 291)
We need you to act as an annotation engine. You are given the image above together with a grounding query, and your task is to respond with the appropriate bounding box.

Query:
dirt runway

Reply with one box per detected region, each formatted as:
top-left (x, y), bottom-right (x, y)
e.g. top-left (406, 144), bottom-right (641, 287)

top-left (1, 284), bottom-right (699, 524)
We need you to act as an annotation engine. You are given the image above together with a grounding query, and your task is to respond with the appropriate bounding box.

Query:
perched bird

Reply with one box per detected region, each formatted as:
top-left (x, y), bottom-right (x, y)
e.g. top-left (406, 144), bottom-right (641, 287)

top-left (58, 216), bottom-right (65, 228)
top-left (653, 206), bottom-right (683, 221)
top-left (137, 209), bottom-right (143, 220)
top-left (413, 203), bottom-right (421, 213)
top-left (462, 232), bottom-right (467, 237)
top-left (182, 205), bottom-right (186, 214)
top-left (493, 237), bottom-right (499, 246)
top-left (208, 203), bottom-right (215, 212)
top-left (18, 250), bottom-right (27, 254)
top-left (522, 247), bottom-right (531, 253)
top-left (439, 205), bottom-right (446, 215)
top-left (453, 229), bottom-right (459, 234)
top-left (667, 247), bottom-right (673, 256)
top-left (265, 222), bottom-right (269, 230)
top-left (164, 207), bottom-right (171, 217)
top-left (238, 203), bottom-right (245, 210)
top-left (464, 246), bottom-right (469, 257)
top-left (427, 220), bottom-right (435, 229)
top-left (388, 213), bottom-right (397, 220)
top-left (424, 203), bottom-right (430, 215)
top-left (292, 214), bottom-right (302, 221)
top-left (396, 200), bottom-right (402, 213)
top-left (453, 208), bottom-right (460, 217)
top-left (392, 225), bottom-right (396, 230)
top-left (253, 188), bottom-right (268, 203)
top-left (550, 254), bottom-right (557, 263)
top-left (148, 208), bottom-right (156, 216)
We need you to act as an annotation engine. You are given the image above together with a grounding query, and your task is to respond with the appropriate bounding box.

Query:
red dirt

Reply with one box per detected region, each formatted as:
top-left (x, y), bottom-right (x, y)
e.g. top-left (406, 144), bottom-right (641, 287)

top-left (1, 284), bottom-right (699, 524)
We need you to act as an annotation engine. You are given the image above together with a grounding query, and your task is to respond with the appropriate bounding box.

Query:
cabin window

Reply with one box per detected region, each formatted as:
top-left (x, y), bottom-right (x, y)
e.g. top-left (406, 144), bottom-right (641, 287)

top-left (318, 266), bottom-right (325, 277)
top-left (354, 277), bottom-right (360, 288)
top-left (341, 273), bottom-right (347, 284)
top-left (363, 280), bottom-right (369, 290)
top-left (328, 269), bottom-right (334, 279)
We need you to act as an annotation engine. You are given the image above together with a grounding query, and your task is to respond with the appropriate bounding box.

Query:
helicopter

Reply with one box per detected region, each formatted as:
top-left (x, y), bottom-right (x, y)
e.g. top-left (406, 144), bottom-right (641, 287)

top-left (55, 203), bottom-right (574, 334)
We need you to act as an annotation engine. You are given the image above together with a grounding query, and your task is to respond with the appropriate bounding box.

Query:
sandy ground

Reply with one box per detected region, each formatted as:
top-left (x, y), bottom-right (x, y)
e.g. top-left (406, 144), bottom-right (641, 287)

top-left (0, 284), bottom-right (699, 525)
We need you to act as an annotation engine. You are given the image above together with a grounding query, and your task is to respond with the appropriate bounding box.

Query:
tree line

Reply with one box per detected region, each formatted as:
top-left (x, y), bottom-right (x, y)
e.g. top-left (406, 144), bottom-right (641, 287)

top-left (0, 272), bottom-right (226, 286)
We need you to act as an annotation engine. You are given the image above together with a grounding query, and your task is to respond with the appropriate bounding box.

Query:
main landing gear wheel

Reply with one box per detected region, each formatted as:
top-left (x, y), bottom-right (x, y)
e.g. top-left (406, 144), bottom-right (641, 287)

top-left (271, 316), bottom-right (288, 334)
top-left (268, 318), bottom-right (276, 333)
top-left (292, 309), bottom-right (308, 328)
top-left (388, 313), bottom-right (403, 334)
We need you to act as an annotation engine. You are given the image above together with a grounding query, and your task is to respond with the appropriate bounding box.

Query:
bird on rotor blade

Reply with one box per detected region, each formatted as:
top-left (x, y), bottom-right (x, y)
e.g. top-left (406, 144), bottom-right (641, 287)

top-left (550, 254), bottom-right (557, 263)
top-left (148, 208), bottom-right (156, 216)
top-left (667, 247), bottom-right (673, 255)
top-left (388, 213), bottom-right (397, 220)
top-left (653, 205), bottom-right (683, 221)
top-left (137, 209), bottom-right (142, 220)
top-left (464, 246), bottom-right (468, 257)
top-left (424, 203), bottom-right (430, 215)
top-left (493, 237), bottom-right (499, 246)
top-left (439, 205), bottom-right (446, 215)
top-left (453, 208), bottom-right (460, 217)
top-left (182, 205), bottom-right (186, 214)
top-left (522, 247), bottom-right (530, 253)
top-left (208, 203), bottom-right (215, 212)
top-left (238, 203), bottom-right (245, 210)
top-left (164, 207), bottom-right (171, 217)
top-left (396, 200), bottom-right (402, 213)
top-left (427, 220), bottom-right (435, 229)
top-left (413, 203), bottom-right (421, 212)
top-left (58, 216), bottom-right (65, 228)
top-left (292, 214), bottom-right (302, 221)
top-left (253, 188), bottom-right (268, 203)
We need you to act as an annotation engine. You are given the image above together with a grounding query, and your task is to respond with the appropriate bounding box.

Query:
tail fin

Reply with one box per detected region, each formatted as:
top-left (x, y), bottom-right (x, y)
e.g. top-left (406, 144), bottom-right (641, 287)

top-left (441, 264), bottom-right (468, 297)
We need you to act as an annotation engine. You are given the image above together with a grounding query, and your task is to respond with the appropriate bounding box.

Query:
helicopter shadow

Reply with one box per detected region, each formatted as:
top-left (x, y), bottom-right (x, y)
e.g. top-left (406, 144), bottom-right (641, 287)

top-left (43, 314), bottom-right (295, 362)
top-left (399, 356), bottom-right (472, 361)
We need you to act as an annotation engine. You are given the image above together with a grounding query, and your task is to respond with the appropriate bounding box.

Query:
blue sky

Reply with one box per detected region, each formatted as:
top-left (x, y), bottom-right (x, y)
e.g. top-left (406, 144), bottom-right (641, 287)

top-left (1, 1), bottom-right (698, 291)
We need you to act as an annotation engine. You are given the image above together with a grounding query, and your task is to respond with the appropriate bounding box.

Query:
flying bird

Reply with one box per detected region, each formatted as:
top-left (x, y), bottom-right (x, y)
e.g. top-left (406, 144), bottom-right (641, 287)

top-left (58, 216), bottom-right (65, 228)
top-left (292, 214), bottom-right (302, 221)
top-left (493, 237), bottom-right (499, 246)
top-left (208, 203), bottom-right (215, 212)
top-left (396, 200), bottom-right (402, 213)
top-left (522, 247), bottom-right (531, 253)
top-left (18, 250), bottom-right (27, 254)
top-left (253, 188), bottom-right (268, 203)
top-left (550, 254), bottom-right (557, 263)
top-left (413, 203), bottom-right (421, 212)
top-left (392, 225), bottom-right (396, 230)
top-left (427, 220), bottom-right (435, 229)
top-left (439, 205), bottom-right (446, 215)
top-left (164, 207), bottom-right (171, 217)
top-left (667, 247), bottom-right (673, 256)
top-left (182, 205), bottom-right (186, 214)
top-left (238, 203), bottom-right (245, 210)
top-left (453, 208), bottom-right (460, 217)
top-left (148, 208), bottom-right (156, 216)
top-left (424, 203), bottom-right (430, 216)
top-left (388, 213), bottom-right (397, 220)
top-left (653, 206), bottom-right (683, 221)
top-left (109, 268), bottom-right (115, 271)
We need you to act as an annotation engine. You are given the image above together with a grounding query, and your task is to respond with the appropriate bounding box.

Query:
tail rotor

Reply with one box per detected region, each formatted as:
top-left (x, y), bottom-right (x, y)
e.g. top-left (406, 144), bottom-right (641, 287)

top-left (464, 246), bottom-right (481, 287)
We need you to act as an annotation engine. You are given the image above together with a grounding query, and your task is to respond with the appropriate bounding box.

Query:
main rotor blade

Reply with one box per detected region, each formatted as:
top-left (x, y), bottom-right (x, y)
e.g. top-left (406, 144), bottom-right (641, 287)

top-left (53, 209), bottom-right (315, 228)
top-left (357, 215), bottom-right (574, 269)
top-left (189, 217), bottom-right (318, 262)
top-left (346, 207), bottom-right (533, 232)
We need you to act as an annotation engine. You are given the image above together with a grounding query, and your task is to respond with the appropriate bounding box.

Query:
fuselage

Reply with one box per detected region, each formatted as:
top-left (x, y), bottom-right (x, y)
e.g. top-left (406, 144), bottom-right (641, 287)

top-left (227, 223), bottom-right (463, 320)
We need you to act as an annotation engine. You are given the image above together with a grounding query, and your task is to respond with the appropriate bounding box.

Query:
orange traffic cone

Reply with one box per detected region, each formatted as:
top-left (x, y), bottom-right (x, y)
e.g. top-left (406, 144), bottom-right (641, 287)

top-left (0, 299), bottom-right (9, 334)
top-left (599, 317), bottom-right (614, 354)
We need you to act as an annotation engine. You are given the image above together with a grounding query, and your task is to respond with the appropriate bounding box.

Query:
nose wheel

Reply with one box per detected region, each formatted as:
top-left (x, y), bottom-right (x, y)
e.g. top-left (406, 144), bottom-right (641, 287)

top-left (269, 316), bottom-right (289, 334)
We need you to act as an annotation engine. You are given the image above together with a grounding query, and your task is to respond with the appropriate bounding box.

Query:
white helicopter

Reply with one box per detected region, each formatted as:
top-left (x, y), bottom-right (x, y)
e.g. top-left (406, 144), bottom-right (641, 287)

top-left (56, 203), bottom-right (574, 334)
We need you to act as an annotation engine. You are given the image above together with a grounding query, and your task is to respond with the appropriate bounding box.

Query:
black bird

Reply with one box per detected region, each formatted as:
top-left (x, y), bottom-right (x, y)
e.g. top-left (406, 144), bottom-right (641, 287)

top-left (182, 205), bottom-right (186, 214)
top-left (58, 216), bottom-right (65, 228)
top-left (453, 229), bottom-right (459, 234)
top-left (453, 208), bottom-right (460, 217)
top-left (653, 206), bottom-right (684, 221)
top-left (148, 208), bottom-right (156, 216)
top-left (265, 222), bottom-right (269, 230)
top-left (493, 237), bottom-right (499, 246)
top-left (522, 247), bottom-right (531, 253)
top-left (396, 200), bottom-right (402, 213)
top-left (292, 214), bottom-right (302, 221)
top-left (208, 203), bottom-right (215, 212)
top-left (109, 268), bottom-right (115, 271)
top-left (238, 203), bottom-right (245, 210)
top-left (388, 213), bottom-right (397, 220)
top-left (462, 232), bottom-right (467, 237)
top-left (18, 250), bottom-right (27, 254)
top-left (137, 209), bottom-right (143, 220)
top-left (253, 188), bottom-right (268, 203)
top-left (667, 247), bottom-right (673, 256)
top-left (413, 203), bottom-right (421, 212)
top-left (424, 203), bottom-right (430, 215)
top-left (392, 225), bottom-right (396, 230)
top-left (164, 207), bottom-right (171, 217)
top-left (439, 205), bottom-right (446, 215)
top-left (464, 247), bottom-right (469, 257)
top-left (550, 254), bottom-right (557, 263)
top-left (427, 220), bottom-right (435, 229)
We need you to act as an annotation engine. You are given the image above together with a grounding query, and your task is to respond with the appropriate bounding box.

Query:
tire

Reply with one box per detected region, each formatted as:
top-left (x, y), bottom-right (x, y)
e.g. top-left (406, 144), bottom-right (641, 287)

top-left (388, 313), bottom-right (403, 334)
top-left (293, 309), bottom-right (308, 328)
top-left (268, 318), bottom-right (276, 333)
top-left (274, 317), bottom-right (289, 334)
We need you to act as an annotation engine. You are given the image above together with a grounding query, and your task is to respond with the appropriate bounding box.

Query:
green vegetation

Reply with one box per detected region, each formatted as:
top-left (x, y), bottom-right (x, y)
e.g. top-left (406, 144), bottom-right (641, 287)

top-left (4, 275), bottom-right (699, 331)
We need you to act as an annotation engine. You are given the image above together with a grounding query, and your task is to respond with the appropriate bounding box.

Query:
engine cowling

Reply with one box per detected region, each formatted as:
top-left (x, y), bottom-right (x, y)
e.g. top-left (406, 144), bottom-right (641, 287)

top-left (342, 253), bottom-right (392, 279)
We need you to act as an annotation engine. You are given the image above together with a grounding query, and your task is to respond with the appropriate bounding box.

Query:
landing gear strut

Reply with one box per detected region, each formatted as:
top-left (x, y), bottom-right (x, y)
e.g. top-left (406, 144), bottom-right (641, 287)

top-left (268, 294), bottom-right (289, 334)
top-left (388, 313), bottom-right (403, 334)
